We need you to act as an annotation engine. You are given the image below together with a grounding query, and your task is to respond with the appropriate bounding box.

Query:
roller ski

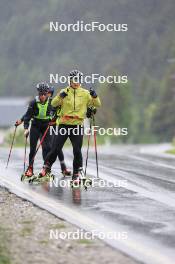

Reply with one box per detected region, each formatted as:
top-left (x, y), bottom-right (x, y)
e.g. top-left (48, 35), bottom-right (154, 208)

top-left (70, 169), bottom-right (92, 190)
top-left (21, 165), bottom-right (34, 182)
top-left (29, 165), bottom-right (54, 184)
top-left (70, 173), bottom-right (80, 188)
top-left (80, 176), bottom-right (92, 190)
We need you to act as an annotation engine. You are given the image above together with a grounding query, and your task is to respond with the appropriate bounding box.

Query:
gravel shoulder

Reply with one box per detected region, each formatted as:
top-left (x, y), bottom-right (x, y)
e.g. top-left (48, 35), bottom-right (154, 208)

top-left (0, 187), bottom-right (139, 264)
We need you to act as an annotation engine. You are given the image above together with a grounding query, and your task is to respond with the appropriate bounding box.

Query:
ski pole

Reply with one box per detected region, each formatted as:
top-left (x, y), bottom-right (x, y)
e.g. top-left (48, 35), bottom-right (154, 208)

top-left (84, 118), bottom-right (92, 177)
top-left (29, 124), bottom-right (50, 166)
top-left (6, 125), bottom-right (18, 169)
top-left (92, 115), bottom-right (99, 178)
top-left (23, 135), bottom-right (28, 173)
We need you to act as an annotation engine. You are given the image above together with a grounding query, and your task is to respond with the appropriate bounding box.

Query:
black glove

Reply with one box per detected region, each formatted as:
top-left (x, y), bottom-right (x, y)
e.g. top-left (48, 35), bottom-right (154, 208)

top-left (90, 88), bottom-right (97, 98)
top-left (49, 114), bottom-right (57, 126)
top-left (60, 91), bottom-right (68, 99)
top-left (86, 107), bottom-right (97, 118)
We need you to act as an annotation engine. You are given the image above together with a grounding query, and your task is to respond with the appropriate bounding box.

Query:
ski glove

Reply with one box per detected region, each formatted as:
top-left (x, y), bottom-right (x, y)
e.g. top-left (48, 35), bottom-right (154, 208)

top-left (86, 107), bottom-right (97, 118)
top-left (90, 88), bottom-right (97, 98)
top-left (60, 91), bottom-right (68, 99)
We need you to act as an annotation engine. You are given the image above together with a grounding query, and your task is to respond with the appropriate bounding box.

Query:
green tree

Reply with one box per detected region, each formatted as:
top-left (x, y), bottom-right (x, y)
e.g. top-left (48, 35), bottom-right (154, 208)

top-left (152, 66), bottom-right (175, 141)
top-left (97, 79), bottom-right (133, 142)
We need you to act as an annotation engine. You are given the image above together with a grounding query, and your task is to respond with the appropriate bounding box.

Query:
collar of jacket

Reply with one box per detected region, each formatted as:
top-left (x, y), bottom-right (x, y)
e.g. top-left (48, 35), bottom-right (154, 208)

top-left (68, 86), bottom-right (82, 93)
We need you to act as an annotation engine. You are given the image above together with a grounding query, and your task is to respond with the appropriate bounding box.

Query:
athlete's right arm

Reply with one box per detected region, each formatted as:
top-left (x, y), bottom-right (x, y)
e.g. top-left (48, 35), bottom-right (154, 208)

top-left (51, 89), bottom-right (66, 108)
top-left (23, 100), bottom-right (35, 129)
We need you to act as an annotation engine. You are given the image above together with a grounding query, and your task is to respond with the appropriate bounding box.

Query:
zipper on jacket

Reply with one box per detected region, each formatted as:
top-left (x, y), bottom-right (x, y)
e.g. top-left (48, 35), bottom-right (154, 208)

top-left (74, 89), bottom-right (75, 110)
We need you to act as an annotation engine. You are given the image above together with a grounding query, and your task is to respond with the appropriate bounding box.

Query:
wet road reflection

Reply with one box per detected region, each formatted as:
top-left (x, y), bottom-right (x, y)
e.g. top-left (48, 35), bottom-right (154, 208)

top-left (1, 146), bottom-right (175, 264)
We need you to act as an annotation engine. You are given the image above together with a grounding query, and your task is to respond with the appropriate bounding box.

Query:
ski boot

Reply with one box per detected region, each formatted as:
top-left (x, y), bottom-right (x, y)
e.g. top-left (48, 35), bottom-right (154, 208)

top-left (60, 162), bottom-right (71, 177)
top-left (21, 165), bottom-right (33, 181)
top-left (62, 168), bottom-right (71, 177)
top-left (39, 164), bottom-right (51, 177)
top-left (29, 164), bottom-right (53, 184)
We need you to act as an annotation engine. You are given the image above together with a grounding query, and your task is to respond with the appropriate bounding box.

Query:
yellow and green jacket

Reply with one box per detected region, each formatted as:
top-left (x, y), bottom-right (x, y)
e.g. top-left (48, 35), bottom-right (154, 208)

top-left (51, 86), bottom-right (101, 125)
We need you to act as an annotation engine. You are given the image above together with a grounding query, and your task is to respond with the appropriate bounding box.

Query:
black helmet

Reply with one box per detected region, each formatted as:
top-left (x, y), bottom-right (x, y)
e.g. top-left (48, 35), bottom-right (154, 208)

top-left (69, 70), bottom-right (83, 83)
top-left (48, 86), bottom-right (55, 96)
top-left (36, 82), bottom-right (49, 94)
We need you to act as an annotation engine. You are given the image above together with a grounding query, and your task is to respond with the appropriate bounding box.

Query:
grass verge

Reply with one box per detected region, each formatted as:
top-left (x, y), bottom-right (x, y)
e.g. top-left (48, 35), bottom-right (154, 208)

top-left (0, 227), bottom-right (11, 264)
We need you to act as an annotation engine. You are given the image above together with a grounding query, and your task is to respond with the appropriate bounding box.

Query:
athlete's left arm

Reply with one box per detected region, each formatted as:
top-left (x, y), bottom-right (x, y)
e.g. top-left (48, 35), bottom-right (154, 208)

top-left (88, 93), bottom-right (101, 108)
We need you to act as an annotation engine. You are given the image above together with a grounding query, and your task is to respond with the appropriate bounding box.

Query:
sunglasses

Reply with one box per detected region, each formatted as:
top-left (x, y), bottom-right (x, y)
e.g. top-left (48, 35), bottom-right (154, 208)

top-left (39, 92), bottom-right (47, 96)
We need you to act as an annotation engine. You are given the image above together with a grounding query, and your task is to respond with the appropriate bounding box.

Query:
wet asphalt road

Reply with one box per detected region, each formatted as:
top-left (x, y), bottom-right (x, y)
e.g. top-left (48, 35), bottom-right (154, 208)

top-left (1, 144), bottom-right (175, 264)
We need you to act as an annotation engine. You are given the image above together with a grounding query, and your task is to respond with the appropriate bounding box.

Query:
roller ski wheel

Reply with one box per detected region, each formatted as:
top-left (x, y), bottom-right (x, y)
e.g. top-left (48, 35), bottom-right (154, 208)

top-left (28, 174), bottom-right (39, 184)
top-left (78, 177), bottom-right (92, 190)
top-left (81, 177), bottom-right (92, 190)
top-left (21, 174), bottom-right (25, 181)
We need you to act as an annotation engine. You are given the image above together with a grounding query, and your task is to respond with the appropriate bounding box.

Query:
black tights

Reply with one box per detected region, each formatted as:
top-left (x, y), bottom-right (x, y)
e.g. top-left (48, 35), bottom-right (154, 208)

top-left (45, 125), bottom-right (83, 174)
